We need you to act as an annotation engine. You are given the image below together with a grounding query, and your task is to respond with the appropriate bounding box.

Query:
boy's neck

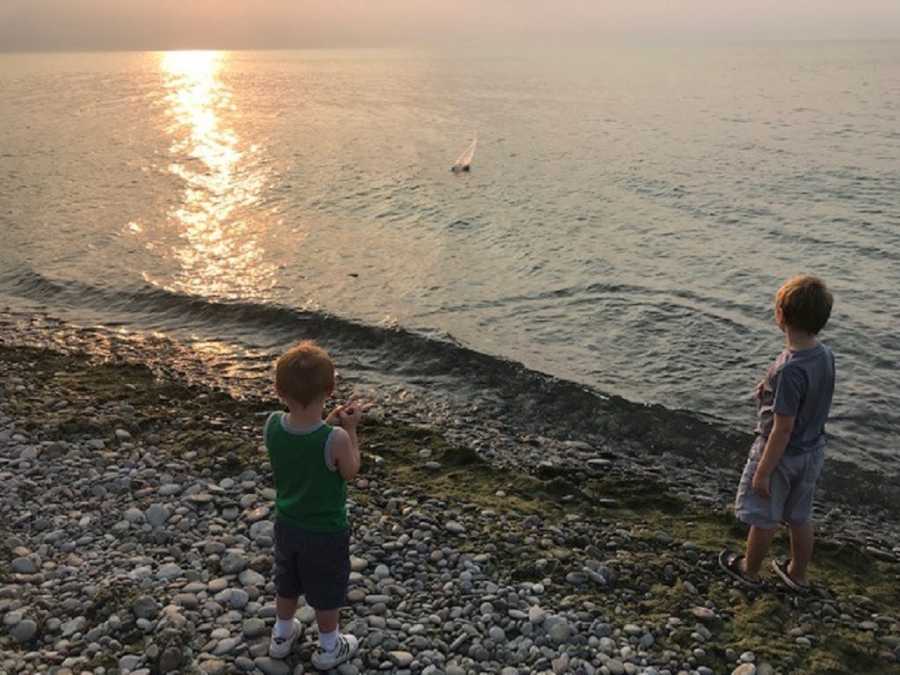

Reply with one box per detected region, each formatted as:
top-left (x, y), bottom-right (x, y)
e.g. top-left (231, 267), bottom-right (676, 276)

top-left (784, 328), bottom-right (818, 352)
top-left (285, 401), bottom-right (325, 428)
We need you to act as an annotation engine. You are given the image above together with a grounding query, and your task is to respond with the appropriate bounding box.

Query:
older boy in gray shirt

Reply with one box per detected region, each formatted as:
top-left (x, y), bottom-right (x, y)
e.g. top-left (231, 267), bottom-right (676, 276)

top-left (720, 275), bottom-right (835, 592)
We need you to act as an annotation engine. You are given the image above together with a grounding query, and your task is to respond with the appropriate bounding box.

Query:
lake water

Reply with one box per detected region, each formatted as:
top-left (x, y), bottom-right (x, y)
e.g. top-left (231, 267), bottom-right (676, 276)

top-left (1, 44), bottom-right (899, 472)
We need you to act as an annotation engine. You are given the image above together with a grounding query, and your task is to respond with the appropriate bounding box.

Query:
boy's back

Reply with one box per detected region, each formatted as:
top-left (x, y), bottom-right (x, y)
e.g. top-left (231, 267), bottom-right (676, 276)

top-left (757, 343), bottom-right (836, 455)
top-left (265, 411), bottom-right (347, 532)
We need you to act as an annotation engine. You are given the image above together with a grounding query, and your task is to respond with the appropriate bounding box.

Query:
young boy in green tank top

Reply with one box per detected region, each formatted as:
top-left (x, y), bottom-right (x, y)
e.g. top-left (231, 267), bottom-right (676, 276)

top-left (264, 341), bottom-right (362, 669)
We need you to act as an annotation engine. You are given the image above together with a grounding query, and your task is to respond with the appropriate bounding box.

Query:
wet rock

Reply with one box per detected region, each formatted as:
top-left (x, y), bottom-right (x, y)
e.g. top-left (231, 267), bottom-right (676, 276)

top-left (250, 520), bottom-right (274, 541)
top-left (732, 665), bottom-right (756, 675)
top-left (209, 577), bottom-right (229, 592)
top-left (230, 588), bottom-right (250, 609)
top-left (11, 556), bottom-right (37, 574)
top-left (61, 616), bottom-right (86, 637)
top-left (145, 503), bottom-right (170, 527)
top-left (159, 646), bottom-right (183, 673)
top-left (213, 636), bottom-right (242, 655)
top-left (239, 569), bottom-right (266, 587)
top-left (10, 618), bottom-right (38, 642)
top-left (691, 607), bottom-right (717, 621)
top-left (544, 615), bottom-right (571, 644)
top-left (119, 654), bottom-right (143, 672)
top-left (255, 657), bottom-right (291, 675)
top-left (200, 659), bottom-right (228, 675)
top-left (389, 651), bottom-right (414, 667)
top-left (244, 618), bottom-right (268, 638)
top-left (552, 653), bottom-right (570, 674)
top-left (297, 605), bottom-right (317, 623)
top-left (246, 506), bottom-right (270, 522)
top-left (133, 595), bottom-right (161, 620)
top-left (124, 507), bottom-right (145, 523)
top-left (157, 563), bottom-right (183, 580)
top-left (236, 656), bottom-right (256, 671)
top-left (221, 553), bottom-right (248, 574)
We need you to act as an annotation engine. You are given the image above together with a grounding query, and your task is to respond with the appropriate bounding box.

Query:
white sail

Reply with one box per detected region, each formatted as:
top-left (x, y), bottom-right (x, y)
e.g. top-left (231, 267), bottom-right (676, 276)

top-left (451, 135), bottom-right (477, 172)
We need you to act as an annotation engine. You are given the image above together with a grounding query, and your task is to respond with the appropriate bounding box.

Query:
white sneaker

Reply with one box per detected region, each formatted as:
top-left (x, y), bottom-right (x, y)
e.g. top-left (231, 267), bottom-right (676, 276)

top-left (311, 633), bottom-right (359, 670)
top-left (269, 618), bottom-right (302, 659)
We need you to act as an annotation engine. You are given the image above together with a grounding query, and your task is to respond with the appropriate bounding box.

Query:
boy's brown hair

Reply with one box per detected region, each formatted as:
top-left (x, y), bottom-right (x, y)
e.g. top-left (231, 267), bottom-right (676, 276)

top-left (275, 341), bottom-right (335, 406)
top-left (775, 275), bottom-right (833, 335)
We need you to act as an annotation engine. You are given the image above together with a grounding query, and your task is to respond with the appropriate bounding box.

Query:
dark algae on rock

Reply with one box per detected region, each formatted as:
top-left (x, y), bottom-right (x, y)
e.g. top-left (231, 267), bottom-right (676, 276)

top-left (1, 333), bottom-right (899, 674)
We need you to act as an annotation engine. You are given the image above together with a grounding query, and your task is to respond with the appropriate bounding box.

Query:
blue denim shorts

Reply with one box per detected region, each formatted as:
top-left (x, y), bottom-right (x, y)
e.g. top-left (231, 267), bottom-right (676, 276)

top-left (734, 437), bottom-right (825, 529)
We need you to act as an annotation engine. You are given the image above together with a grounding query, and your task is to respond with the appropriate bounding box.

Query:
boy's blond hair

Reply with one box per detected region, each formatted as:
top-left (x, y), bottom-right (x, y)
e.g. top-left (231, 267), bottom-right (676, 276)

top-left (776, 275), bottom-right (833, 335)
top-left (275, 341), bottom-right (334, 406)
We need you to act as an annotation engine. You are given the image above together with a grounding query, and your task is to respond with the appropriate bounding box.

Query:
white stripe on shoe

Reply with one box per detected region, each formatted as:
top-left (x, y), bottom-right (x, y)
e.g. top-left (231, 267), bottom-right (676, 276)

top-left (311, 633), bottom-right (359, 670)
top-left (269, 618), bottom-right (302, 659)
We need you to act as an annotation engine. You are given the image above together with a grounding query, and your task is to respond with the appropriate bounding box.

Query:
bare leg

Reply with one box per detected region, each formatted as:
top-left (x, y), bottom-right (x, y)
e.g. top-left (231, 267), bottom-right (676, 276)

top-left (740, 525), bottom-right (778, 578)
top-left (787, 521), bottom-right (814, 585)
top-left (275, 595), bottom-right (299, 621)
top-left (316, 608), bottom-right (339, 634)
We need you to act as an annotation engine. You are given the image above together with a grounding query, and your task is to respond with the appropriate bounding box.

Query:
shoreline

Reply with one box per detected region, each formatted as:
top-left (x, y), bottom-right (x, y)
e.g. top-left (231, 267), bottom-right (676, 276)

top-left (1, 306), bottom-right (898, 519)
top-left (1, 332), bottom-right (899, 673)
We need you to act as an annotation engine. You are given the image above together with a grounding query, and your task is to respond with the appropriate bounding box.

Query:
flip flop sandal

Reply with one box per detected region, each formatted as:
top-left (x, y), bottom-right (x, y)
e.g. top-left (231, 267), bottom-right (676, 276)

top-left (771, 559), bottom-right (811, 595)
top-left (718, 549), bottom-right (763, 589)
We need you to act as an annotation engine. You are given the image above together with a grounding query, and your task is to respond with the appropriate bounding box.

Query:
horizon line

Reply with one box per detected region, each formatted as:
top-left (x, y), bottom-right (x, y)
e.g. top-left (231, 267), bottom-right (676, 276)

top-left (3, 37), bottom-right (900, 55)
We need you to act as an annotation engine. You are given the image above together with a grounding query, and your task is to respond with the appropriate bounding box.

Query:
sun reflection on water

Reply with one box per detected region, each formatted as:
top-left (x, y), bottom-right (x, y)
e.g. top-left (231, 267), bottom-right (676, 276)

top-left (156, 50), bottom-right (275, 299)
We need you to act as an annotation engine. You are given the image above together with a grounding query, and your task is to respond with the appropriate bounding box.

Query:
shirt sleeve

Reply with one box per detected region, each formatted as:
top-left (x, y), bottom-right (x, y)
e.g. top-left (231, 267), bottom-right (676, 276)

top-left (773, 364), bottom-right (805, 417)
top-left (262, 412), bottom-right (279, 450)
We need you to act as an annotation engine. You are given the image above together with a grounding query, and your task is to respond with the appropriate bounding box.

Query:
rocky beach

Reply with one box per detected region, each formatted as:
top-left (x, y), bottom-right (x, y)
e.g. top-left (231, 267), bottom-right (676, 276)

top-left (2, 313), bottom-right (899, 675)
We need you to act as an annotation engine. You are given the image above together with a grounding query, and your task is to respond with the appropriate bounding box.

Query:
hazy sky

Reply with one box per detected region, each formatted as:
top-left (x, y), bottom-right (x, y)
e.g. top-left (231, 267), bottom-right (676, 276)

top-left (2, 0), bottom-right (900, 51)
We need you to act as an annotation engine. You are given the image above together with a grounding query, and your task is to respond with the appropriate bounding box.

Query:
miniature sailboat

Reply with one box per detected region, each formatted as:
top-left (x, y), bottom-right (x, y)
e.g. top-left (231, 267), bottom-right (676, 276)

top-left (451, 134), bottom-right (477, 172)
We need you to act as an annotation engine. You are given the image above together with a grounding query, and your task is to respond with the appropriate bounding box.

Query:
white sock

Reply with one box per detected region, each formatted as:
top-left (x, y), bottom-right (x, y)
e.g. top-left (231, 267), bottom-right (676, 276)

top-left (274, 618), bottom-right (294, 640)
top-left (319, 628), bottom-right (339, 652)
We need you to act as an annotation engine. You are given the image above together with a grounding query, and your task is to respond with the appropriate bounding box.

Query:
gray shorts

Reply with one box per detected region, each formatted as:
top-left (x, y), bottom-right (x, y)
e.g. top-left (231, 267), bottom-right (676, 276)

top-left (734, 437), bottom-right (825, 529)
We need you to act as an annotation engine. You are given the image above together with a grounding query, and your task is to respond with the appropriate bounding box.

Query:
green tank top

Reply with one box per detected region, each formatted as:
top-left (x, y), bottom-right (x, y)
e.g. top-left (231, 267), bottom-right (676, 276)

top-left (264, 412), bottom-right (347, 532)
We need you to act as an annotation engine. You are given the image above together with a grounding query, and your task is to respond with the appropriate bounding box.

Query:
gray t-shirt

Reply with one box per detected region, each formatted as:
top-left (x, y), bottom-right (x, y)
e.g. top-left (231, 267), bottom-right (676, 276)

top-left (755, 343), bottom-right (835, 455)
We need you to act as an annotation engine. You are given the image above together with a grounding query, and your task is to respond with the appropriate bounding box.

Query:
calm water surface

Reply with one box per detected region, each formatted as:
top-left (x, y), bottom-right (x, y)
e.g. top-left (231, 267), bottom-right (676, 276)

top-left (1, 45), bottom-right (899, 470)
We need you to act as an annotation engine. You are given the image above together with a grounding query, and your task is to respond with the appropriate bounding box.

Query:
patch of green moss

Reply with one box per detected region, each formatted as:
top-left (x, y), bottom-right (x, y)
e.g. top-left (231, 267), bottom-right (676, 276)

top-left (802, 630), bottom-right (894, 675)
top-left (363, 421), bottom-right (551, 516)
top-left (582, 475), bottom-right (685, 513)
top-left (84, 583), bottom-right (141, 623)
